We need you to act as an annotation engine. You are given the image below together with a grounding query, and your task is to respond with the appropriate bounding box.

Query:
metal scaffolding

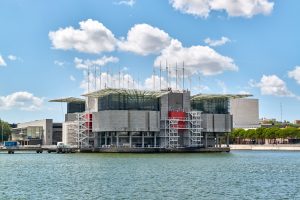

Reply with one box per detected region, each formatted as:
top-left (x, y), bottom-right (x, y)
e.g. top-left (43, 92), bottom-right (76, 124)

top-left (188, 111), bottom-right (203, 147)
top-left (74, 113), bottom-right (93, 149)
top-left (161, 111), bottom-right (203, 148)
top-left (167, 118), bottom-right (180, 148)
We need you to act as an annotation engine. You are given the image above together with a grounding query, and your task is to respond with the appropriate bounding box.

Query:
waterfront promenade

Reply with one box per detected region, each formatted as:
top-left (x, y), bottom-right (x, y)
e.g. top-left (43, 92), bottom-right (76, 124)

top-left (230, 144), bottom-right (300, 151)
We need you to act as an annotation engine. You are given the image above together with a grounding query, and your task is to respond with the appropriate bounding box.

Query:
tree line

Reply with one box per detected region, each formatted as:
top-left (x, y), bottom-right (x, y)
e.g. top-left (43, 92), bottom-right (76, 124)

top-left (230, 127), bottom-right (300, 144)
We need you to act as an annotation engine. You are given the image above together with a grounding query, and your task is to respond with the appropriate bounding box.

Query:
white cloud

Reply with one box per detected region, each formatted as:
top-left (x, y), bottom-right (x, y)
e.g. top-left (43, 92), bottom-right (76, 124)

top-left (49, 19), bottom-right (117, 54)
top-left (8, 54), bottom-right (17, 61)
top-left (54, 60), bottom-right (65, 67)
top-left (70, 75), bottom-right (76, 81)
top-left (118, 24), bottom-right (172, 56)
top-left (154, 39), bottom-right (238, 76)
top-left (204, 36), bottom-right (231, 47)
top-left (0, 91), bottom-right (43, 111)
top-left (253, 75), bottom-right (294, 97)
top-left (115, 0), bottom-right (135, 7)
top-left (74, 56), bottom-right (119, 70)
top-left (0, 55), bottom-right (7, 66)
top-left (288, 66), bottom-right (300, 85)
top-left (169, 0), bottom-right (274, 18)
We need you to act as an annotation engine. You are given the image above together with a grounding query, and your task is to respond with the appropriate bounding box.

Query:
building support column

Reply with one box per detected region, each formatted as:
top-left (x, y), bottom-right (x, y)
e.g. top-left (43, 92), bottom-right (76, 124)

top-left (94, 132), bottom-right (98, 148)
top-left (142, 132), bottom-right (145, 148)
top-left (154, 132), bottom-right (157, 148)
top-left (116, 132), bottom-right (119, 147)
top-left (105, 132), bottom-right (107, 146)
top-left (205, 133), bottom-right (208, 148)
top-left (216, 133), bottom-right (219, 148)
top-left (226, 133), bottom-right (229, 147)
top-left (129, 132), bottom-right (132, 148)
top-left (110, 132), bottom-right (113, 145)
top-left (99, 132), bottom-right (102, 148)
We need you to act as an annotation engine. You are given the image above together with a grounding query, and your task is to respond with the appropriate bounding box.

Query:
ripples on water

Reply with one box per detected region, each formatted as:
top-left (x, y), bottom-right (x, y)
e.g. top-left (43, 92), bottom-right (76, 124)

top-left (1, 151), bottom-right (300, 200)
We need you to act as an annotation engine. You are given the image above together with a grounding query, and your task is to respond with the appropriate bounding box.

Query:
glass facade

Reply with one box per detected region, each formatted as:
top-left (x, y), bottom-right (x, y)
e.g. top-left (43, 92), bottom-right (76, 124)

top-left (191, 98), bottom-right (229, 114)
top-left (67, 102), bottom-right (85, 113)
top-left (98, 94), bottom-right (159, 111)
top-left (12, 126), bottom-right (43, 139)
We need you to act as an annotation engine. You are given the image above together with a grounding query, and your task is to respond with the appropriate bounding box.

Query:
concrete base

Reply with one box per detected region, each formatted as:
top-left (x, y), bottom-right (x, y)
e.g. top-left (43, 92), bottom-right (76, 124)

top-left (230, 144), bottom-right (300, 151)
top-left (80, 147), bottom-right (230, 153)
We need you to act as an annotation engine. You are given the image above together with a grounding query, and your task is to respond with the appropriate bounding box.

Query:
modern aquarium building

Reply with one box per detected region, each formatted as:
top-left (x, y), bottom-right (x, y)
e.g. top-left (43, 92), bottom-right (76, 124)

top-left (50, 89), bottom-right (251, 152)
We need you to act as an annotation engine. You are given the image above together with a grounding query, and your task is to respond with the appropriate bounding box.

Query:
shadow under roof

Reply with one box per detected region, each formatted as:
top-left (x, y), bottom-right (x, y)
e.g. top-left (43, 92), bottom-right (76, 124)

top-left (82, 88), bottom-right (171, 98)
top-left (191, 94), bottom-right (253, 100)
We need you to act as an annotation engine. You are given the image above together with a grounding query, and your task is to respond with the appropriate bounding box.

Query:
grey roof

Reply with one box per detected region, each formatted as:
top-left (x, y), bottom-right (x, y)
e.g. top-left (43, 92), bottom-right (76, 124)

top-left (191, 94), bottom-right (252, 100)
top-left (82, 88), bottom-right (171, 98)
top-left (49, 97), bottom-right (85, 103)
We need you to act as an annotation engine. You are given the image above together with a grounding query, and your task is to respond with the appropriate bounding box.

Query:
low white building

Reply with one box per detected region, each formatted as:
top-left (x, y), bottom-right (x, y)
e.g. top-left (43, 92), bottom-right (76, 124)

top-left (12, 119), bottom-right (62, 145)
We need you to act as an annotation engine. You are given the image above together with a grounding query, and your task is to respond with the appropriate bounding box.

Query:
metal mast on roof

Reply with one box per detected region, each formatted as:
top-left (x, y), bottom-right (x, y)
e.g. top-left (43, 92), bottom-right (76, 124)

top-left (176, 62), bottom-right (178, 90)
top-left (118, 67), bottom-right (121, 89)
top-left (166, 60), bottom-right (169, 89)
top-left (189, 76), bottom-right (192, 92)
top-left (122, 73), bottom-right (125, 88)
top-left (152, 66), bottom-right (155, 90)
top-left (182, 61), bottom-right (185, 91)
top-left (94, 65), bottom-right (97, 91)
top-left (159, 61), bottom-right (162, 91)
top-left (99, 66), bottom-right (102, 90)
top-left (87, 65), bottom-right (90, 93)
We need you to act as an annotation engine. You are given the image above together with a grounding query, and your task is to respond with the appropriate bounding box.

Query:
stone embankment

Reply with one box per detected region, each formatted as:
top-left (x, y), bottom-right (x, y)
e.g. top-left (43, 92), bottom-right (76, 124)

top-left (230, 144), bottom-right (300, 151)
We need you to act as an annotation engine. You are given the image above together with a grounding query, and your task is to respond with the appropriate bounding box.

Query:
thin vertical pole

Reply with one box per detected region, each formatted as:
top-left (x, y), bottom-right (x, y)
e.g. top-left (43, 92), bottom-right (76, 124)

top-left (87, 65), bottom-right (90, 93)
top-left (119, 67), bottom-right (121, 89)
top-left (189, 76), bottom-right (192, 92)
top-left (176, 62), bottom-right (178, 90)
top-left (159, 62), bottom-right (162, 91)
top-left (153, 68), bottom-right (155, 90)
top-left (99, 67), bottom-right (102, 90)
top-left (182, 62), bottom-right (185, 91)
top-left (94, 65), bottom-right (96, 91)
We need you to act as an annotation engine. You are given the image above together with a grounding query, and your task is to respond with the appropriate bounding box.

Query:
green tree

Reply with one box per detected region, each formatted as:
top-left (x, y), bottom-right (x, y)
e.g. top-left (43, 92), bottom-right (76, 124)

top-left (0, 119), bottom-right (11, 142)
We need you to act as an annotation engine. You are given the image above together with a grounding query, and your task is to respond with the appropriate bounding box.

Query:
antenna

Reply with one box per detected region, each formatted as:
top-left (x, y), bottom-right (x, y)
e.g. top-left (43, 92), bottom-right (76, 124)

top-left (119, 67), bottom-right (121, 89)
top-left (166, 60), bottom-right (169, 89)
top-left (94, 65), bottom-right (96, 91)
top-left (189, 76), bottom-right (192, 92)
top-left (122, 73), bottom-right (125, 88)
top-left (153, 66), bottom-right (155, 90)
top-left (87, 65), bottom-right (90, 92)
top-left (182, 61), bottom-right (185, 91)
top-left (99, 66), bottom-right (102, 90)
top-left (127, 75), bottom-right (130, 89)
top-left (159, 62), bottom-right (162, 91)
top-left (176, 62), bottom-right (178, 90)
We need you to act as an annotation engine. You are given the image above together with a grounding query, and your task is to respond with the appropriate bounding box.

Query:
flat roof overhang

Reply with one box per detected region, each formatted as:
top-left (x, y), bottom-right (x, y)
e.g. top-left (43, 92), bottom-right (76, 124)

top-left (49, 97), bottom-right (85, 103)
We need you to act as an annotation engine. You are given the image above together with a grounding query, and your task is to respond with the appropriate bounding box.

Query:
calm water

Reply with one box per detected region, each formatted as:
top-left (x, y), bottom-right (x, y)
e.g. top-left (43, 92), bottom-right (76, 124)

top-left (1, 151), bottom-right (300, 200)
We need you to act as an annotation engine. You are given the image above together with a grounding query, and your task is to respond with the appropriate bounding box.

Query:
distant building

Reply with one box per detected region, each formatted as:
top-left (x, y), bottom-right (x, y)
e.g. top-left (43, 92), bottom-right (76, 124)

top-left (11, 119), bottom-right (62, 145)
top-left (294, 120), bottom-right (300, 125)
top-left (230, 98), bottom-right (260, 129)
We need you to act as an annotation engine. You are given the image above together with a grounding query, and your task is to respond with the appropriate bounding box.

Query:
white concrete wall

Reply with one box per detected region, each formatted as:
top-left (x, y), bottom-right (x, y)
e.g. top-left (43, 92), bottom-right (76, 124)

top-left (230, 98), bottom-right (260, 129)
top-left (86, 97), bottom-right (98, 112)
top-left (93, 110), bottom-right (160, 132)
top-left (62, 121), bottom-right (77, 146)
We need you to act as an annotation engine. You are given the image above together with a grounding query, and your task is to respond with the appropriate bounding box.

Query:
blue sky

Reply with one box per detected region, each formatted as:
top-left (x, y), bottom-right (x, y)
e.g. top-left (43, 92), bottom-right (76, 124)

top-left (0, 0), bottom-right (300, 123)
